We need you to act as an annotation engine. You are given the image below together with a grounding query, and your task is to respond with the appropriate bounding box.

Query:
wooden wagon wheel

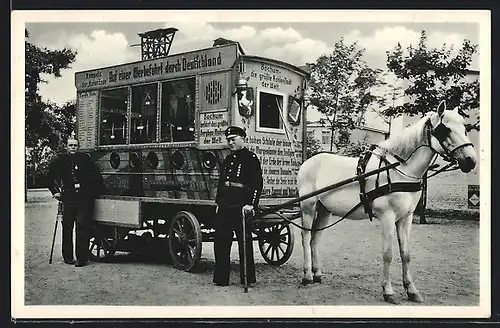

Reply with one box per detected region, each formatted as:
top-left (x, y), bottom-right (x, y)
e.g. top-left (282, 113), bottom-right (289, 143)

top-left (89, 224), bottom-right (119, 261)
top-left (167, 211), bottom-right (203, 272)
top-left (258, 222), bottom-right (294, 266)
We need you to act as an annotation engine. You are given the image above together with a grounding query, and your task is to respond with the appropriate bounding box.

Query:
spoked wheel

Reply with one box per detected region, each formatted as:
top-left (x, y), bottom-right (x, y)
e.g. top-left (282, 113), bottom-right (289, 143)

top-left (167, 211), bottom-right (203, 272)
top-left (89, 224), bottom-right (119, 261)
top-left (258, 222), bottom-right (294, 265)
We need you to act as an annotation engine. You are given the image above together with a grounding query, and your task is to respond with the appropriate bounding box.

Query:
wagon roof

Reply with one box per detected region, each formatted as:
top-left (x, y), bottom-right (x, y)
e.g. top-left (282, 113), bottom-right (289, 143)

top-left (74, 43), bottom-right (240, 75)
top-left (73, 43), bottom-right (309, 79)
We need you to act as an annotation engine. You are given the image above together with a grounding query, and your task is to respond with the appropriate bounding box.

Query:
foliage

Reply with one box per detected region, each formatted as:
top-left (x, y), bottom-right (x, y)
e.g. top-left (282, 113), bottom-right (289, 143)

top-left (307, 38), bottom-right (387, 151)
top-left (25, 29), bottom-right (77, 148)
top-left (25, 29), bottom-right (77, 180)
top-left (384, 30), bottom-right (479, 128)
top-left (305, 132), bottom-right (323, 159)
top-left (336, 135), bottom-right (369, 158)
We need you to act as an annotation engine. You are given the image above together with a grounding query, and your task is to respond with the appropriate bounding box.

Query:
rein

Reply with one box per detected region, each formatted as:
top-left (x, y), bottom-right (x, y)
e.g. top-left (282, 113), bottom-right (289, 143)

top-left (274, 114), bottom-right (474, 233)
top-left (265, 202), bottom-right (365, 232)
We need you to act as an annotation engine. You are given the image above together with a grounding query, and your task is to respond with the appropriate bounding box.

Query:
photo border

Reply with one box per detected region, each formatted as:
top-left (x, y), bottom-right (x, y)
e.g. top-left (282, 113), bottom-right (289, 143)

top-left (11, 8), bottom-right (492, 321)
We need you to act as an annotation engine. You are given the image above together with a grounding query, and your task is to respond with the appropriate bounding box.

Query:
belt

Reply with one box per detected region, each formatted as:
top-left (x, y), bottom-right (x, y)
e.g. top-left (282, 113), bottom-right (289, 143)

top-left (224, 181), bottom-right (247, 188)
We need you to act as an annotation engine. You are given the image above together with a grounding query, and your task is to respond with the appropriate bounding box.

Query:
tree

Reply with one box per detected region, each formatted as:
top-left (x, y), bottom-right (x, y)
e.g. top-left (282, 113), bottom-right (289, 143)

top-left (305, 131), bottom-right (323, 159)
top-left (307, 38), bottom-right (387, 152)
top-left (384, 30), bottom-right (479, 223)
top-left (384, 30), bottom-right (479, 120)
top-left (25, 29), bottom-right (77, 194)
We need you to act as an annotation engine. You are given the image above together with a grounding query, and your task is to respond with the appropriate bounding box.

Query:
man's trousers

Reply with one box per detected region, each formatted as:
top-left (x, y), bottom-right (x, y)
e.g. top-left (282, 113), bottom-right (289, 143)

top-left (213, 206), bottom-right (256, 286)
top-left (62, 199), bottom-right (94, 263)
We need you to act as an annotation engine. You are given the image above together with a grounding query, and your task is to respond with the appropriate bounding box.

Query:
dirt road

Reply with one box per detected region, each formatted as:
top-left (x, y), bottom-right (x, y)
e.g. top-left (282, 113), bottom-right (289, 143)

top-left (23, 189), bottom-right (480, 307)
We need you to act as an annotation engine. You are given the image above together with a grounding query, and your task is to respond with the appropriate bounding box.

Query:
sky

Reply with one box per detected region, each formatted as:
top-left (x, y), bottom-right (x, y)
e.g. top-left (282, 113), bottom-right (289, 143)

top-left (25, 13), bottom-right (482, 130)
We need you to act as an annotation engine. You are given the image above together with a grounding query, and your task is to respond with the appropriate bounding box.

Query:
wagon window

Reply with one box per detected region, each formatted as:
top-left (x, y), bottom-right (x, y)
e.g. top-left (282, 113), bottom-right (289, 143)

top-left (99, 87), bottom-right (129, 145)
top-left (160, 78), bottom-right (196, 142)
top-left (256, 90), bottom-right (286, 133)
top-left (130, 83), bottom-right (158, 144)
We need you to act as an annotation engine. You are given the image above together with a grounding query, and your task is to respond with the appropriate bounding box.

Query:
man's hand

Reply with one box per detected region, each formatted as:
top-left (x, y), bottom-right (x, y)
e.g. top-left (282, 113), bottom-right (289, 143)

top-left (53, 192), bottom-right (61, 201)
top-left (242, 205), bottom-right (254, 219)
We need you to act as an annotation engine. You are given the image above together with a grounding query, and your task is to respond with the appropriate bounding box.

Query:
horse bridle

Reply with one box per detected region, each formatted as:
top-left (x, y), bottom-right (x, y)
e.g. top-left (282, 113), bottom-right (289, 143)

top-left (426, 117), bottom-right (474, 163)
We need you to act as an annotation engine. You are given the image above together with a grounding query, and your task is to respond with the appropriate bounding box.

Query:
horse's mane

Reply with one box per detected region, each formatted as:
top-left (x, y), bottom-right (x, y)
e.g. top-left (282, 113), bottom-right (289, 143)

top-left (377, 114), bottom-right (431, 160)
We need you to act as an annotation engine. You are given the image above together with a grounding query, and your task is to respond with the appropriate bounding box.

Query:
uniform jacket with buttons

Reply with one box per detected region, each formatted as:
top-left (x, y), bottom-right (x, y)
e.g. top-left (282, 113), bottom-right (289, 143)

top-left (47, 152), bottom-right (103, 201)
top-left (215, 147), bottom-right (263, 209)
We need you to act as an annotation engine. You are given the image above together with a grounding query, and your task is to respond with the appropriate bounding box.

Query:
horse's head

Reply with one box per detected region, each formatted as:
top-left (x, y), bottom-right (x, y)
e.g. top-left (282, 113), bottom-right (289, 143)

top-left (428, 101), bottom-right (477, 173)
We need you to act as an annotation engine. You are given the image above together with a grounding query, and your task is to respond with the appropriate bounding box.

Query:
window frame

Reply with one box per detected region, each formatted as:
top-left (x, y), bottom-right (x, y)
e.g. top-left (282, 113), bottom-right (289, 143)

top-left (255, 88), bottom-right (287, 135)
top-left (321, 129), bottom-right (331, 145)
top-left (159, 76), bottom-right (198, 145)
top-left (96, 75), bottom-right (199, 149)
top-left (98, 86), bottom-right (130, 146)
top-left (129, 81), bottom-right (160, 145)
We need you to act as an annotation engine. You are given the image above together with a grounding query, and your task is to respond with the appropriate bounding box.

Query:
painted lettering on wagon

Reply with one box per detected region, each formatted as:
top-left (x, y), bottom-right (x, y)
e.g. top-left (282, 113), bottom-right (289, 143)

top-left (199, 111), bottom-right (229, 146)
top-left (75, 44), bottom-right (237, 91)
top-left (247, 64), bottom-right (293, 91)
top-left (247, 135), bottom-right (302, 197)
top-left (148, 178), bottom-right (208, 191)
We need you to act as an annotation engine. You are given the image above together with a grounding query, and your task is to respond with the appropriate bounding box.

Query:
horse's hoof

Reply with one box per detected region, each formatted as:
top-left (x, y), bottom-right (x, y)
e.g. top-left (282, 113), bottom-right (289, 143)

top-left (301, 278), bottom-right (314, 286)
top-left (313, 276), bottom-right (322, 283)
top-left (383, 294), bottom-right (400, 304)
top-left (408, 292), bottom-right (424, 303)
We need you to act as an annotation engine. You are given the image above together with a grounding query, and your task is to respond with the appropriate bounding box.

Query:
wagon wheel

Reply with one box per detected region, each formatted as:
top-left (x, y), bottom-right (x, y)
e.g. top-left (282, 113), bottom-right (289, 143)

top-left (167, 211), bottom-right (203, 272)
top-left (258, 222), bottom-right (294, 265)
top-left (89, 224), bottom-right (119, 261)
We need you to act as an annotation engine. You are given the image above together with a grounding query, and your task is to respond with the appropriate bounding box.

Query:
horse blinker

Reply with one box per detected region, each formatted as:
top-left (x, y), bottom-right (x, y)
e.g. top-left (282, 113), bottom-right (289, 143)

top-left (431, 123), bottom-right (451, 143)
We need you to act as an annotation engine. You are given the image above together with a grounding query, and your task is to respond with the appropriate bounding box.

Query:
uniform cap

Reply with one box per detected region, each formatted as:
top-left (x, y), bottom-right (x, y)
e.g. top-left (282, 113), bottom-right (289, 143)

top-left (225, 126), bottom-right (246, 139)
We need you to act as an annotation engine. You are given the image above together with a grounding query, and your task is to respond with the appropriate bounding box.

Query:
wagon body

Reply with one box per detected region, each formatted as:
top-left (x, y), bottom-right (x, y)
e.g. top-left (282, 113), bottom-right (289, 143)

top-left (73, 37), bottom-right (308, 270)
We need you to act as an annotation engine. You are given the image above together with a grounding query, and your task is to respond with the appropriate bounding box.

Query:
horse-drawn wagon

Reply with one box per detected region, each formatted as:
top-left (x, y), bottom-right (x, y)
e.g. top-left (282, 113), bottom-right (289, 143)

top-left (73, 29), bottom-right (308, 271)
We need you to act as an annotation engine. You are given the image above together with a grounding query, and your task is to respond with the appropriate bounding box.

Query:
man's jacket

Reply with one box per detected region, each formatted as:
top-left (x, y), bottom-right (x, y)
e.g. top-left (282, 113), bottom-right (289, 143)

top-left (215, 147), bottom-right (263, 209)
top-left (47, 152), bottom-right (103, 201)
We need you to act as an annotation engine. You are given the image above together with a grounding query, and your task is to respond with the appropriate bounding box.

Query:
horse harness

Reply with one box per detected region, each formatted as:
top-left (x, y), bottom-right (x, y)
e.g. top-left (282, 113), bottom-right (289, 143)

top-left (268, 115), bottom-right (473, 232)
top-left (355, 117), bottom-right (472, 221)
top-left (356, 145), bottom-right (423, 221)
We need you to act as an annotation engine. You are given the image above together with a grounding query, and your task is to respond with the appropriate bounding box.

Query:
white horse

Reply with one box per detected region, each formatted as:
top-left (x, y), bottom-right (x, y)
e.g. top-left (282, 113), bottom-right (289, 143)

top-left (297, 101), bottom-right (477, 304)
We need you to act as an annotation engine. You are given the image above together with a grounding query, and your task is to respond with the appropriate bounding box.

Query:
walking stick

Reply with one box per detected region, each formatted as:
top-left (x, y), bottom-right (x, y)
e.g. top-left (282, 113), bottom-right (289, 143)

top-left (49, 201), bottom-right (63, 264)
top-left (241, 209), bottom-right (248, 293)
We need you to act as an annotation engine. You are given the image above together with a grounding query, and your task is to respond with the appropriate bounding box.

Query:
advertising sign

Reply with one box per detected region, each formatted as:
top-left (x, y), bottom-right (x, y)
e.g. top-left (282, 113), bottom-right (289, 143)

top-left (75, 44), bottom-right (238, 91)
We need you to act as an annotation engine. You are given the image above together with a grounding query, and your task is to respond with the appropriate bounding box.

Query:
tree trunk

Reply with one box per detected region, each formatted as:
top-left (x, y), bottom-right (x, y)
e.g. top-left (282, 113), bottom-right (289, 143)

top-left (32, 148), bottom-right (37, 187)
top-left (330, 128), bottom-right (334, 151)
top-left (329, 108), bottom-right (338, 152)
top-left (25, 160), bottom-right (28, 202)
top-left (419, 172), bottom-right (428, 224)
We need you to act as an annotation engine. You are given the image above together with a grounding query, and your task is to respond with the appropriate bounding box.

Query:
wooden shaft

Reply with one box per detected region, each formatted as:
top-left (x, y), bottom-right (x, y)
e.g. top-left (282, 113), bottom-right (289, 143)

top-left (256, 162), bottom-right (401, 218)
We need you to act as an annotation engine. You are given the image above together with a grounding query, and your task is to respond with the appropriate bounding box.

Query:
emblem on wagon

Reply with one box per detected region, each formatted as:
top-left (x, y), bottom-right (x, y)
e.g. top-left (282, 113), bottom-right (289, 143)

top-left (236, 77), bottom-right (254, 118)
top-left (205, 80), bottom-right (223, 105)
top-left (288, 96), bottom-right (301, 125)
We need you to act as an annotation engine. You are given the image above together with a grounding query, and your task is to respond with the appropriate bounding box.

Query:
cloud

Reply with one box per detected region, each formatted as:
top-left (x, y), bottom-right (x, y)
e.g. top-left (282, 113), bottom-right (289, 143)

top-left (259, 27), bottom-right (303, 44)
top-left (167, 22), bottom-right (331, 66)
top-left (344, 26), bottom-right (476, 69)
top-left (263, 38), bottom-right (332, 66)
top-left (36, 30), bottom-right (136, 105)
top-left (34, 23), bottom-right (478, 108)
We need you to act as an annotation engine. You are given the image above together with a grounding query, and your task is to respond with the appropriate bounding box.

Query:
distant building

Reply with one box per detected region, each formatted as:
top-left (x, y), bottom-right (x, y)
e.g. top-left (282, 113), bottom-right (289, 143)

top-left (307, 121), bottom-right (388, 152)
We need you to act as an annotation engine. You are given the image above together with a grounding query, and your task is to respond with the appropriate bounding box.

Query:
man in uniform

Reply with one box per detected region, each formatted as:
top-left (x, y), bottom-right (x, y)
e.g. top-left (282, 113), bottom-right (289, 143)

top-left (213, 126), bottom-right (263, 287)
top-left (47, 137), bottom-right (103, 267)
